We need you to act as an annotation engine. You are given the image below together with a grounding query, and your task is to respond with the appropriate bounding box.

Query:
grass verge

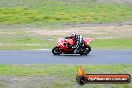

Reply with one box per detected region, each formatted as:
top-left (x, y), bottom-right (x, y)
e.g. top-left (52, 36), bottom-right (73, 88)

top-left (91, 38), bottom-right (132, 49)
top-left (0, 37), bottom-right (132, 50)
top-left (0, 64), bottom-right (131, 88)
top-left (0, 29), bottom-right (132, 50)
top-left (0, 1), bottom-right (132, 25)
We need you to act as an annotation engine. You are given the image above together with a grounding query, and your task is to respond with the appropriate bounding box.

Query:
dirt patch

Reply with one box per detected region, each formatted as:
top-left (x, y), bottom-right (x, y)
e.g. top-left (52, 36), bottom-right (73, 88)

top-left (0, 76), bottom-right (71, 88)
top-left (27, 25), bottom-right (132, 39)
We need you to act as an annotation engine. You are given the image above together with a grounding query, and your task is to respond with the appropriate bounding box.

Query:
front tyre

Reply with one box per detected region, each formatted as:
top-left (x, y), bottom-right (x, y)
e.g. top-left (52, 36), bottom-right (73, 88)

top-left (52, 47), bottom-right (61, 55)
top-left (80, 45), bottom-right (91, 55)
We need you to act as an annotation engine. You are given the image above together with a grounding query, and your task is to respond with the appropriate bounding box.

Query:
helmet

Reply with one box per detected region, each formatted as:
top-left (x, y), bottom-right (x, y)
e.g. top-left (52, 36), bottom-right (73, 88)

top-left (71, 32), bottom-right (77, 38)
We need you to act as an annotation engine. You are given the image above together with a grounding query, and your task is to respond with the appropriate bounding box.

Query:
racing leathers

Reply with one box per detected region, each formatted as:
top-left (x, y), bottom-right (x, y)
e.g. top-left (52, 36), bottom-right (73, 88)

top-left (64, 35), bottom-right (79, 49)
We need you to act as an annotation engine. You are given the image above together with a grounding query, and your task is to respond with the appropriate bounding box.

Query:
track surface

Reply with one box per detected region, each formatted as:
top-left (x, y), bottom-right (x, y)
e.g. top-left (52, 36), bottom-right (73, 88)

top-left (0, 49), bottom-right (132, 64)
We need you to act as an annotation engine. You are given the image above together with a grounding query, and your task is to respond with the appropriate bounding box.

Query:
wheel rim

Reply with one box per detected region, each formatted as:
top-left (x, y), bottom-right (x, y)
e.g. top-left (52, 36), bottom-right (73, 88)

top-left (83, 48), bottom-right (89, 54)
top-left (54, 48), bottom-right (60, 54)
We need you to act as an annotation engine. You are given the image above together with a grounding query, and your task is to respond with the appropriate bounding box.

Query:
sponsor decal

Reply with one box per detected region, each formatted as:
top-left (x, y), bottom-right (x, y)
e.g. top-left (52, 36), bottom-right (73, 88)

top-left (76, 65), bottom-right (131, 85)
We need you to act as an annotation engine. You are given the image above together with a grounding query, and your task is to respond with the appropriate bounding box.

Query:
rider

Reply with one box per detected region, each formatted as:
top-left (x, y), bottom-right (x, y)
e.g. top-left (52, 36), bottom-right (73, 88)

top-left (64, 32), bottom-right (80, 49)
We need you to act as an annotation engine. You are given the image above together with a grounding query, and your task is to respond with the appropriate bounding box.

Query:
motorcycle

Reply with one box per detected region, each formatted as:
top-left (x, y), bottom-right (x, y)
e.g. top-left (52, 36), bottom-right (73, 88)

top-left (52, 35), bottom-right (94, 55)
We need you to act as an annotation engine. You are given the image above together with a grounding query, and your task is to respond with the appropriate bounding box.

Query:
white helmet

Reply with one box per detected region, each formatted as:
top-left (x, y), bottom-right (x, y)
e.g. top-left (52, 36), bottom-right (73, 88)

top-left (71, 32), bottom-right (77, 38)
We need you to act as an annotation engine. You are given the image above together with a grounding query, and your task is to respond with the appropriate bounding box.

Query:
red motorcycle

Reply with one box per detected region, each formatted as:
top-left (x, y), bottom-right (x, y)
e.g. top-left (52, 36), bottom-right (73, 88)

top-left (52, 35), bottom-right (94, 55)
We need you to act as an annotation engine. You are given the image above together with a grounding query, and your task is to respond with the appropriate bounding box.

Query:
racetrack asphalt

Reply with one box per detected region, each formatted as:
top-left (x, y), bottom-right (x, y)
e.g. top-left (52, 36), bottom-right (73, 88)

top-left (0, 49), bottom-right (132, 64)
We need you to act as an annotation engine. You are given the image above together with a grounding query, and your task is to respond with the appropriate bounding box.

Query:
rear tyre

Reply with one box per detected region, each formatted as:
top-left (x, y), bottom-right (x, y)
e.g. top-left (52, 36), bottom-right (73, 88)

top-left (80, 45), bottom-right (91, 55)
top-left (52, 47), bottom-right (61, 55)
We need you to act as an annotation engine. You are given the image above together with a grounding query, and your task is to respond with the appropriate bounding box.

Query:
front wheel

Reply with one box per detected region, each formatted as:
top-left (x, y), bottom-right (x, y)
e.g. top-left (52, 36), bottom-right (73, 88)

top-left (80, 45), bottom-right (91, 55)
top-left (52, 47), bottom-right (61, 55)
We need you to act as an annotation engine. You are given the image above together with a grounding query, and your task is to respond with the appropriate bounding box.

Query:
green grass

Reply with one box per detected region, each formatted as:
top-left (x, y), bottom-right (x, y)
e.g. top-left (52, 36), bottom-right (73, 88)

top-left (0, 64), bottom-right (131, 88)
top-left (92, 38), bottom-right (132, 49)
top-left (0, 29), bottom-right (132, 50)
top-left (0, 27), bottom-right (131, 50)
top-left (0, 0), bottom-right (131, 25)
top-left (0, 28), bottom-right (132, 50)
top-left (0, 64), bottom-right (132, 76)
top-left (0, 30), bottom-right (132, 50)
top-left (0, 37), bottom-right (132, 50)
top-left (0, 0), bottom-right (132, 50)
top-left (0, 29), bottom-right (56, 50)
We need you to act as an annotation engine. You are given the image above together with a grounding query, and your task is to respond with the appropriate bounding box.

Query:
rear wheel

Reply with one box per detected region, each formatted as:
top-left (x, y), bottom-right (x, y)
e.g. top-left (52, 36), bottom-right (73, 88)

top-left (80, 45), bottom-right (91, 55)
top-left (52, 47), bottom-right (61, 55)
